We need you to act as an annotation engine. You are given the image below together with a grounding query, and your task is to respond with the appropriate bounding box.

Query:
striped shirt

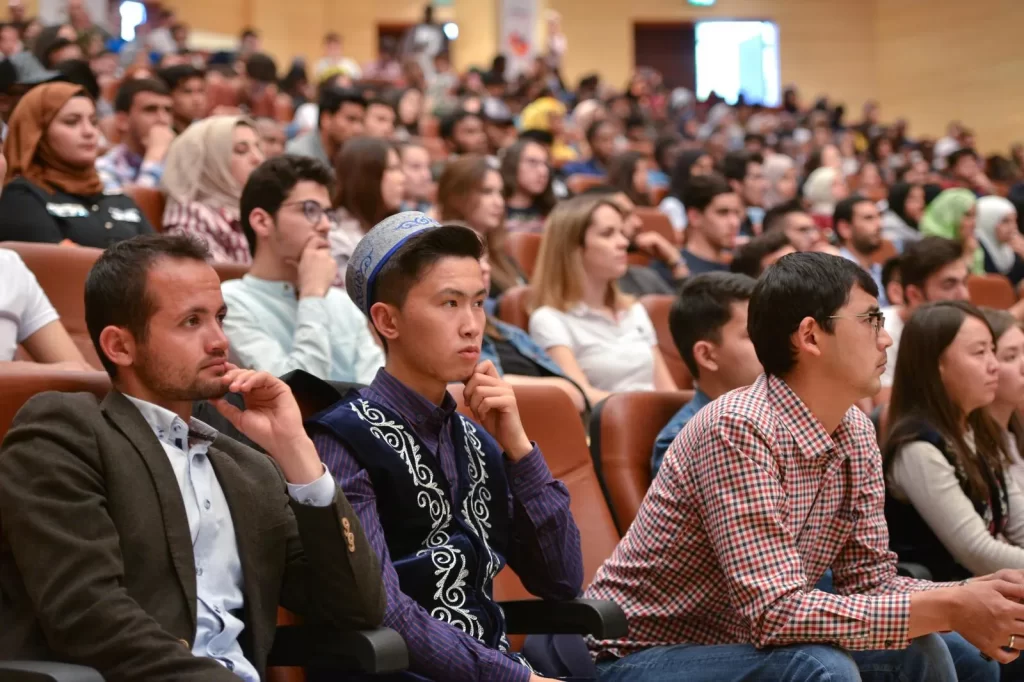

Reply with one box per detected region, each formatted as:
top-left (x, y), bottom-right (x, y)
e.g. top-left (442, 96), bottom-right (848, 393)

top-left (312, 368), bottom-right (583, 682)
top-left (95, 144), bottom-right (164, 192)
top-left (585, 373), bottom-right (948, 660)
top-left (163, 199), bottom-right (252, 266)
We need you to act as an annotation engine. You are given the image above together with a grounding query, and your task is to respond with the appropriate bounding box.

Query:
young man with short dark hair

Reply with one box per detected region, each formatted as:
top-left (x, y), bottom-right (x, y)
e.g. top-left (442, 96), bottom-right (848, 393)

top-left (651, 272), bottom-right (761, 475)
top-left (764, 198), bottom-right (821, 252)
top-left (586, 251), bottom-right (1016, 682)
top-left (563, 119), bottom-right (617, 177)
top-left (95, 78), bottom-right (174, 192)
top-left (721, 150), bottom-right (766, 235)
top-left (363, 97), bottom-right (396, 139)
top-left (729, 229), bottom-right (794, 279)
top-left (0, 234), bottom-right (385, 680)
top-left (310, 211), bottom-right (583, 682)
top-left (681, 173), bottom-right (743, 275)
top-left (439, 108), bottom-right (488, 156)
top-left (835, 194), bottom-right (887, 305)
top-left (285, 86), bottom-right (366, 165)
top-left (222, 155), bottom-right (383, 384)
top-left (158, 64), bottom-right (207, 134)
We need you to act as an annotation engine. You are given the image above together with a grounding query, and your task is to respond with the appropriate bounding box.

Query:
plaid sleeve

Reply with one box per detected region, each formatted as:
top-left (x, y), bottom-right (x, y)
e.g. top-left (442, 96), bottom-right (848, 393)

top-left (163, 202), bottom-right (231, 263)
top-left (691, 412), bottom-right (913, 651)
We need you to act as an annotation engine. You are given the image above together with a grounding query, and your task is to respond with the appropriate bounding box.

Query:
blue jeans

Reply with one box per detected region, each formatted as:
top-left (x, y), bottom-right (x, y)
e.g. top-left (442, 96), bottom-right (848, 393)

top-left (596, 632), bottom-right (998, 682)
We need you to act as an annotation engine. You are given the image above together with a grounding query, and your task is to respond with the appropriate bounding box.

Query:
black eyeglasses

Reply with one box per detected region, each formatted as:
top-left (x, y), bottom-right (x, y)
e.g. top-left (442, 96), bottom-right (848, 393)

top-left (280, 200), bottom-right (336, 227)
top-left (829, 310), bottom-right (886, 335)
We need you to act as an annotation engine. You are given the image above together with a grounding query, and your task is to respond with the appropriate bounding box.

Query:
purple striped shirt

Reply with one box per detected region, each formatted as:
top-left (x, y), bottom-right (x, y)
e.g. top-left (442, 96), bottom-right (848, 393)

top-left (312, 369), bottom-right (582, 682)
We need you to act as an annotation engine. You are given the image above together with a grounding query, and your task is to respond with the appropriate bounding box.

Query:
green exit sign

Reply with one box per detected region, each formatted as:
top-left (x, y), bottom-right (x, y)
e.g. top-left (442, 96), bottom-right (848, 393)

top-left (689, 0), bottom-right (716, 5)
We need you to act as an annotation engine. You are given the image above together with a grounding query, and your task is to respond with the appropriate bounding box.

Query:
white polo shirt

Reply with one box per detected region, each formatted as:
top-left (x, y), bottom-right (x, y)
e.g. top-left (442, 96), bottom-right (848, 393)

top-left (529, 301), bottom-right (658, 393)
top-left (0, 249), bottom-right (59, 361)
top-left (880, 304), bottom-right (904, 388)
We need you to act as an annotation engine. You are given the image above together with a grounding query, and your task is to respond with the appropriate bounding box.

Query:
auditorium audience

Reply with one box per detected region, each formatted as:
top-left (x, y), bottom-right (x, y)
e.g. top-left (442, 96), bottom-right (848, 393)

top-left (919, 187), bottom-right (982, 273)
top-left (439, 108), bottom-right (488, 157)
top-left (158, 64), bottom-right (207, 134)
top-left (658, 149), bottom-right (714, 232)
top-left (253, 117), bottom-right (285, 158)
top-left (285, 87), bottom-right (365, 166)
top-left (585, 252), bottom-right (1005, 681)
top-left (0, 234), bottom-right (385, 681)
top-left (397, 139), bottom-right (433, 213)
top-left (501, 138), bottom-right (556, 234)
top-left (529, 195), bottom-right (677, 404)
top-left (309, 212), bottom-right (583, 682)
top-left (882, 182), bottom-right (926, 251)
top-left (437, 154), bottom-right (525, 299)
top-left (884, 300), bottom-right (1024, 580)
top-left (882, 255), bottom-right (905, 307)
top-left (562, 118), bottom-right (617, 178)
top-left (0, 82), bottom-right (153, 246)
top-left (679, 173), bottom-right (742, 274)
top-left (363, 97), bottom-right (396, 139)
top-left (1, 247), bottom-right (92, 369)
top-left (223, 155), bottom-right (383, 383)
top-left (393, 87), bottom-right (423, 140)
top-left (835, 194), bottom-right (887, 305)
top-left (161, 115), bottom-right (263, 265)
top-left (976, 195), bottom-right (1024, 286)
top-left (983, 308), bottom-right (1024, 491)
top-left (96, 78), bottom-right (174, 192)
top-left (651, 272), bottom-right (761, 476)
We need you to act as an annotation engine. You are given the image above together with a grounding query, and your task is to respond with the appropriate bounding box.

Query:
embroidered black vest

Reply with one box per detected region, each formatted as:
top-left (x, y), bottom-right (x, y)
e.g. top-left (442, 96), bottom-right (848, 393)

top-left (885, 422), bottom-right (1009, 581)
top-left (309, 393), bottom-right (514, 650)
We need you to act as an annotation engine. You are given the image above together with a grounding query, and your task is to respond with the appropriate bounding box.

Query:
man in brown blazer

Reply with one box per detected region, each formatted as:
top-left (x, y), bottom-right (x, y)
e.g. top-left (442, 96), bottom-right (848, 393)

top-left (0, 234), bottom-right (385, 681)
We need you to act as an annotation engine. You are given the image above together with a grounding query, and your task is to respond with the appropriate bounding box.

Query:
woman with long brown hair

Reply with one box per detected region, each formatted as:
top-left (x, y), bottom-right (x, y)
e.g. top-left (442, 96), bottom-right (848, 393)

top-left (528, 195), bottom-right (677, 405)
top-left (500, 139), bottom-right (556, 234)
top-left (883, 300), bottom-right (1024, 581)
top-left (983, 308), bottom-right (1024, 492)
top-left (437, 154), bottom-right (526, 299)
top-left (330, 136), bottom-right (405, 281)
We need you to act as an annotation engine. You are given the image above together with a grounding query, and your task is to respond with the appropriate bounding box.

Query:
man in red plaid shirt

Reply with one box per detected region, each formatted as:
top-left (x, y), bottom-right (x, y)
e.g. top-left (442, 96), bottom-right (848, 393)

top-left (586, 252), bottom-right (1024, 681)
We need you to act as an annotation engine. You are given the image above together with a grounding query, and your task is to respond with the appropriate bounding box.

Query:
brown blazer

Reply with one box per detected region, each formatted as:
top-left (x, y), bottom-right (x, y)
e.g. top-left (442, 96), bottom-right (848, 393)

top-left (0, 390), bottom-right (385, 681)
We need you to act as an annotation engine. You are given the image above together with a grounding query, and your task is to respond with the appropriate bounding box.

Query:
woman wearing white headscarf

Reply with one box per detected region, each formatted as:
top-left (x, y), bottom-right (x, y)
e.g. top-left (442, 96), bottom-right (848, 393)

top-left (161, 116), bottom-right (266, 265)
top-left (802, 165), bottom-right (849, 231)
top-left (762, 154), bottom-right (797, 209)
top-left (977, 195), bottom-right (1024, 286)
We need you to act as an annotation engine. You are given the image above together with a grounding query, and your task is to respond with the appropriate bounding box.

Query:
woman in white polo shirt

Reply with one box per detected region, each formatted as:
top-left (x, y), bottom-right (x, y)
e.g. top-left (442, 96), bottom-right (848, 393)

top-left (528, 195), bottom-right (678, 405)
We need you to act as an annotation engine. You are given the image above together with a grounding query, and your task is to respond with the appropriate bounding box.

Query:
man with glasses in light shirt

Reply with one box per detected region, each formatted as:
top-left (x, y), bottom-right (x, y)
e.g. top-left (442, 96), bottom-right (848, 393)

top-left (221, 155), bottom-right (383, 384)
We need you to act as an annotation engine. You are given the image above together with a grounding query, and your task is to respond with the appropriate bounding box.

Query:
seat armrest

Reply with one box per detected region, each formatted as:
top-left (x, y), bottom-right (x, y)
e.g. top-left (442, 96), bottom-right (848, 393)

top-left (896, 562), bottom-right (934, 581)
top-left (267, 625), bottom-right (409, 674)
top-left (0, 662), bottom-right (104, 682)
top-left (500, 598), bottom-right (627, 639)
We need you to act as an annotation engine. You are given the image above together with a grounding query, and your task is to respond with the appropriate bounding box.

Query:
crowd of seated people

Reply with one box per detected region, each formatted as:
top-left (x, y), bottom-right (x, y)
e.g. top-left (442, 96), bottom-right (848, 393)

top-left (10, 4), bottom-right (1024, 681)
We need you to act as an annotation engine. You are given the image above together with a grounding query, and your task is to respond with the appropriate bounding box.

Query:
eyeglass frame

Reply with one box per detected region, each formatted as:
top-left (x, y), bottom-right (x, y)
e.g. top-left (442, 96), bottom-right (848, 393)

top-left (828, 310), bottom-right (886, 335)
top-left (279, 199), bottom-right (337, 228)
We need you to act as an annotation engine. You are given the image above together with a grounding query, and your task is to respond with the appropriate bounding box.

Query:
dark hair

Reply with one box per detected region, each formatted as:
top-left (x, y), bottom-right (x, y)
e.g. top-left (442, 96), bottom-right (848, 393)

top-left (744, 133), bottom-right (766, 148)
top-left (730, 230), bottom-right (792, 279)
top-left (832, 194), bottom-right (873, 237)
top-left (366, 96), bottom-right (396, 116)
top-left (241, 28), bottom-right (259, 41)
top-left (374, 225), bottom-right (484, 314)
top-left (881, 255), bottom-right (901, 291)
top-left (682, 173), bottom-right (733, 214)
top-left (324, 32), bottom-right (341, 44)
top-left (158, 64), bottom-right (205, 91)
top-left (668, 149), bottom-right (710, 201)
top-left (749, 252), bottom-right (877, 376)
top-left (585, 119), bottom-right (614, 147)
top-left (580, 184), bottom-right (618, 197)
top-left (53, 59), bottom-right (99, 99)
top-left (41, 37), bottom-right (76, 67)
top-left (317, 87), bottom-right (366, 129)
top-left (439, 108), bottom-right (482, 142)
top-left (607, 151), bottom-right (650, 207)
top-left (982, 307), bottom-right (1024, 459)
top-left (763, 198), bottom-right (808, 234)
top-left (518, 128), bottom-right (553, 146)
top-left (900, 237), bottom-right (964, 291)
top-left (240, 155), bottom-right (335, 256)
top-left (653, 134), bottom-right (681, 174)
top-left (947, 147), bottom-right (978, 170)
top-left (804, 145), bottom-right (834, 178)
top-left (722, 150), bottom-right (763, 184)
top-left (85, 235), bottom-right (210, 377)
top-left (333, 137), bottom-right (399, 232)
top-left (114, 77), bottom-right (170, 113)
top-left (888, 182), bottom-right (922, 229)
top-left (884, 301), bottom-right (1009, 502)
top-left (670, 272), bottom-right (756, 379)
top-left (245, 52), bottom-right (278, 83)
top-left (500, 139), bottom-right (556, 215)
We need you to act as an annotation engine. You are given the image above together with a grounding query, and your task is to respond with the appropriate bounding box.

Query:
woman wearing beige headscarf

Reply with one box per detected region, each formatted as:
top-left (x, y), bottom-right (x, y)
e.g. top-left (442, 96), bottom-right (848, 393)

top-left (161, 116), bottom-right (265, 264)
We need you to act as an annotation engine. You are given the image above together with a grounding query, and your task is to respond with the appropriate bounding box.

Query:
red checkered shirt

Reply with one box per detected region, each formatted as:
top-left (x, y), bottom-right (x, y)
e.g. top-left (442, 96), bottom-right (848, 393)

top-left (585, 374), bottom-right (949, 659)
top-left (162, 199), bottom-right (252, 266)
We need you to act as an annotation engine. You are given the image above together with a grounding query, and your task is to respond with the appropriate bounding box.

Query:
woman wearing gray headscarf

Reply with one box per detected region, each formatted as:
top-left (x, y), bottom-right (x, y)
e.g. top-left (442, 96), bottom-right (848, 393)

top-left (762, 154), bottom-right (798, 209)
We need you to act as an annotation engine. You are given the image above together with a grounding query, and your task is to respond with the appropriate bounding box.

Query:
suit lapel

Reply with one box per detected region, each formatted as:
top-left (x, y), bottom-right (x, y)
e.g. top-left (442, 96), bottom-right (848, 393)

top-left (101, 391), bottom-right (198, 632)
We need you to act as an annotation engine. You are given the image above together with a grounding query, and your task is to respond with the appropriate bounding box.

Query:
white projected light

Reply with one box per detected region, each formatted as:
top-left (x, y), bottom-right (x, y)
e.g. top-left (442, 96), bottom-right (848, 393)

top-left (443, 22), bottom-right (459, 40)
top-left (695, 20), bottom-right (780, 106)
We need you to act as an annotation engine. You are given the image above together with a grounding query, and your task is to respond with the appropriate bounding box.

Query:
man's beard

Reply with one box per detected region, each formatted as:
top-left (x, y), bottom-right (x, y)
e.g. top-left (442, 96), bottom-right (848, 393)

top-left (135, 354), bottom-right (228, 403)
top-left (853, 234), bottom-right (881, 255)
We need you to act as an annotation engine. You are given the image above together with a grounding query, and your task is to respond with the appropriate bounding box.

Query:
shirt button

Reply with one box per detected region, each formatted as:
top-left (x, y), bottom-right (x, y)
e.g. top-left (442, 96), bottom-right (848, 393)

top-left (104, 221), bottom-right (112, 229)
top-left (204, 499), bottom-right (211, 510)
top-left (196, 567), bottom-right (203, 576)
top-left (91, 204), bottom-right (99, 211)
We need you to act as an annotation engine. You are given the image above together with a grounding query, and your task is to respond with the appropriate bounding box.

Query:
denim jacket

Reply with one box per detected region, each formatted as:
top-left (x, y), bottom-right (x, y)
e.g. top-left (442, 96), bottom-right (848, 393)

top-left (481, 318), bottom-right (587, 407)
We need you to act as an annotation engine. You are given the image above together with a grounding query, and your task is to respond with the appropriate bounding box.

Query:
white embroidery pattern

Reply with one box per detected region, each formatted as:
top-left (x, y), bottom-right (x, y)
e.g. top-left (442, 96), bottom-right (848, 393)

top-left (349, 400), bottom-right (484, 638)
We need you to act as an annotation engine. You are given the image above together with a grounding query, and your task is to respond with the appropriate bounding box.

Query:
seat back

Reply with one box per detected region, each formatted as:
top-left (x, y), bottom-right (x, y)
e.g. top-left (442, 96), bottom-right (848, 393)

top-left (0, 366), bottom-right (110, 441)
top-left (968, 273), bottom-right (1017, 309)
top-left (650, 186), bottom-right (669, 206)
top-left (590, 391), bottom-right (691, 534)
top-left (634, 207), bottom-right (677, 245)
top-left (124, 187), bottom-right (167, 232)
top-left (496, 286), bottom-right (532, 331)
top-left (6, 242), bottom-right (104, 369)
top-left (566, 174), bottom-right (607, 195)
top-left (214, 262), bottom-right (250, 283)
top-left (505, 232), bottom-right (542, 280)
top-left (448, 383), bottom-right (621, 594)
top-left (639, 294), bottom-right (692, 389)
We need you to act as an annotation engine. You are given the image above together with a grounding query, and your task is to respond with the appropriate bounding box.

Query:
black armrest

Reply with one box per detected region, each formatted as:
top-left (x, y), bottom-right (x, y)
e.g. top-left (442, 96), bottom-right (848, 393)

top-left (0, 662), bottom-right (104, 682)
top-left (267, 625), bottom-right (409, 674)
top-left (500, 598), bottom-right (627, 639)
top-left (896, 562), bottom-right (934, 581)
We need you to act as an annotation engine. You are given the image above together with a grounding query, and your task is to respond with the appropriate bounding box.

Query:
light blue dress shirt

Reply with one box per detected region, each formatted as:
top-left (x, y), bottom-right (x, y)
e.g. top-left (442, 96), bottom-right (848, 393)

top-left (221, 275), bottom-right (384, 385)
top-left (124, 395), bottom-right (335, 680)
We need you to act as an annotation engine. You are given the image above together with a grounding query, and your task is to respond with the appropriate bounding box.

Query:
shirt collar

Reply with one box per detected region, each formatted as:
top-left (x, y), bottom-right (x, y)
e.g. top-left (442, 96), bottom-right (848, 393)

top-left (368, 368), bottom-right (458, 429)
top-left (759, 374), bottom-right (847, 459)
top-left (123, 393), bottom-right (218, 451)
top-left (689, 389), bottom-right (712, 410)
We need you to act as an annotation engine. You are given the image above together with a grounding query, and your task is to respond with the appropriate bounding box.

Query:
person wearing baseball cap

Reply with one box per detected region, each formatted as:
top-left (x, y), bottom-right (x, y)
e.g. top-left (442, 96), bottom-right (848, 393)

top-left (307, 211), bottom-right (583, 682)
